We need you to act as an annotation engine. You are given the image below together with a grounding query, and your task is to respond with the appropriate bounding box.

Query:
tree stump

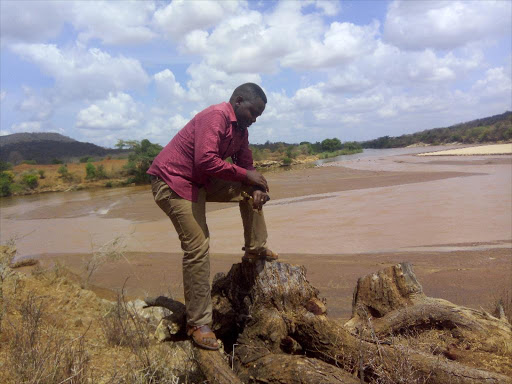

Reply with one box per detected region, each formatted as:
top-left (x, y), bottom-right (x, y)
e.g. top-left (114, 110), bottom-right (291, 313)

top-left (145, 260), bottom-right (511, 383)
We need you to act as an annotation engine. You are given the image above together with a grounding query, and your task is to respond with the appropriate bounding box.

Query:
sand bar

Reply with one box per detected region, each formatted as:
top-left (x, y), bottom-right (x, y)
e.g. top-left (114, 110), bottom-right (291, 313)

top-left (418, 143), bottom-right (512, 156)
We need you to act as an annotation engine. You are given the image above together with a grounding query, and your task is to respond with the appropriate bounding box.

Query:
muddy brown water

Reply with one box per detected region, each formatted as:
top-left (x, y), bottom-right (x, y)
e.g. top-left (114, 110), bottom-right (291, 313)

top-left (2, 147), bottom-right (511, 319)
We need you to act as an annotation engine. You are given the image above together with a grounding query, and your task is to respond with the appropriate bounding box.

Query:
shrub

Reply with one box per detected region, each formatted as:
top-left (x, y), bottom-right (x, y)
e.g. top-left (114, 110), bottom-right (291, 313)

top-left (286, 146), bottom-right (297, 159)
top-left (52, 158), bottom-right (64, 164)
top-left (282, 157), bottom-right (293, 166)
top-left (321, 138), bottom-right (342, 152)
top-left (37, 169), bottom-right (46, 179)
top-left (96, 164), bottom-right (107, 179)
top-left (57, 164), bottom-right (76, 182)
top-left (22, 174), bottom-right (38, 189)
top-left (104, 181), bottom-right (113, 188)
top-left (0, 161), bottom-right (13, 171)
top-left (0, 171), bottom-right (14, 197)
top-left (85, 162), bottom-right (96, 180)
top-left (123, 139), bottom-right (162, 184)
top-left (79, 156), bottom-right (91, 163)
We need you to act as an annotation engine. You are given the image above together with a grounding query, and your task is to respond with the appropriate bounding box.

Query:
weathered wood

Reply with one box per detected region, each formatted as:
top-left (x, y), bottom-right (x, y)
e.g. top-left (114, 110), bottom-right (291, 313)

top-left (237, 353), bottom-right (359, 384)
top-left (346, 263), bottom-right (512, 355)
top-left (212, 260), bottom-right (512, 384)
top-left (194, 348), bottom-right (243, 384)
top-left (294, 311), bottom-right (512, 384)
top-left (146, 260), bottom-right (511, 384)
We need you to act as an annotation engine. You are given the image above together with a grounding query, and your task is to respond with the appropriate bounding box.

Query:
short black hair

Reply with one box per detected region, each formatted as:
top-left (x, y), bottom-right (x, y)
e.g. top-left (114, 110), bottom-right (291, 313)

top-left (230, 83), bottom-right (267, 104)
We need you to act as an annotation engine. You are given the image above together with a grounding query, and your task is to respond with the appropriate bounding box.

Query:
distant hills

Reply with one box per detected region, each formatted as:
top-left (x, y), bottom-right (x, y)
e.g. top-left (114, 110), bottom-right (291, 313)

top-left (362, 111), bottom-right (512, 149)
top-left (1, 111), bottom-right (511, 164)
top-left (0, 132), bottom-right (124, 164)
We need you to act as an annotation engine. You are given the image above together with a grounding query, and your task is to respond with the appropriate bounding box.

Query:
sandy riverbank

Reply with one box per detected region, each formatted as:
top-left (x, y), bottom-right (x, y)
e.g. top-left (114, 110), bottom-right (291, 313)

top-left (418, 143), bottom-right (512, 156)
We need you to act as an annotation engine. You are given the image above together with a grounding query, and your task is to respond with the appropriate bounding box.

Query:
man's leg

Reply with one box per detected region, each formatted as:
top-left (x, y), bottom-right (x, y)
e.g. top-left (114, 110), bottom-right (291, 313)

top-left (151, 178), bottom-right (212, 327)
top-left (206, 178), bottom-right (269, 254)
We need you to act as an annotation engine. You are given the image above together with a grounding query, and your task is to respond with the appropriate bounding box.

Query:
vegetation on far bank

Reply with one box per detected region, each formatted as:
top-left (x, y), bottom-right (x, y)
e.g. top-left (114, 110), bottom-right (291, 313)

top-left (362, 111), bottom-right (512, 148)
top-left (0, 137), bottom-right (360, 197)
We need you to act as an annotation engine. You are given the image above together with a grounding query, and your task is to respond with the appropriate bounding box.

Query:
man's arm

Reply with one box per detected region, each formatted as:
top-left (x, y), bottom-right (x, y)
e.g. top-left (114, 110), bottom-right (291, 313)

top-left (234, 131), bottom-right (269, 192)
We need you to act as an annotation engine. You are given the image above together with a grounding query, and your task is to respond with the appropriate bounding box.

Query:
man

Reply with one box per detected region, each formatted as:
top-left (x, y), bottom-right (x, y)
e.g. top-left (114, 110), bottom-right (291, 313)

top-left (147, 83), bottom-right (277, 350)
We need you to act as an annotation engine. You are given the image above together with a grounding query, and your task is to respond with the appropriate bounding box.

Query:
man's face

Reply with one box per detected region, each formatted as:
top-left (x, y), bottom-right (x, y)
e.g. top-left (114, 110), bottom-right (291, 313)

top-left (234, 97), bottom-right (265, 130)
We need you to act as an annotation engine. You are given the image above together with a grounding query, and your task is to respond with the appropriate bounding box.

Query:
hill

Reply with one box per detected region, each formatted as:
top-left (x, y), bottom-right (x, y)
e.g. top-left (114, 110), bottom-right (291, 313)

top-left (0, 132), bottom-right (123, 164)
top-left (362, 111), bottom-right (512, 148)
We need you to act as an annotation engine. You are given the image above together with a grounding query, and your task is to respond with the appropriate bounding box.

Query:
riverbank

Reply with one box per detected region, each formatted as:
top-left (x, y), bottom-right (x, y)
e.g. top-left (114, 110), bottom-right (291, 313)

top-left (1, 150), bottom-right (361, 197)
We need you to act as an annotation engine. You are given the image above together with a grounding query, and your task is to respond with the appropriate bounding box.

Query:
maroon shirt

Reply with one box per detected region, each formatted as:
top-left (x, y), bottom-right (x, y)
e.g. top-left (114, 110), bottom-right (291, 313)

top-left (147, 102), bottom-right (255, 202)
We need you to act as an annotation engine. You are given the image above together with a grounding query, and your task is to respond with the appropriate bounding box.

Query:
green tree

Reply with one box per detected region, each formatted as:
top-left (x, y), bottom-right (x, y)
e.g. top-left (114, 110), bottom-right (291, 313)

top-left (123, 139), bottom-right (163, 183)
top-left (321, 138), bottom-right (342, 152)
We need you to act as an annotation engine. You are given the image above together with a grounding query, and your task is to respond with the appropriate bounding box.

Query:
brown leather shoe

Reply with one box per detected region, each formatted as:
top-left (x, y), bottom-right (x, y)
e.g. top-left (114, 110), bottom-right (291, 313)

top-left (186, 324), bottom-right (220, 350)
top-left (242, 248), bottom-right (279, 262)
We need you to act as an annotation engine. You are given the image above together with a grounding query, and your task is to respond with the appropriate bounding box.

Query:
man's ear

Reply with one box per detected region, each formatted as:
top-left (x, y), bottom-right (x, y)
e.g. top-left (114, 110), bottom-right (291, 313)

top-left (235, 95), bottom-right (244, 105)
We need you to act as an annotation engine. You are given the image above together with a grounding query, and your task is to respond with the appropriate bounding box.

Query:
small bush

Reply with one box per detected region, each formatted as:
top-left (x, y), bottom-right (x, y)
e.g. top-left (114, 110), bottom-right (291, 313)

top-left (85, 162), bottom-right (96, 180)
top-left (282, 157), bottom-right (293, 166)
top-left (79, 156), bottom-right (90, 163)
top-left (0, 161), bottom-right (13, 171)
top-left (0, 171), bottom-right (14, 197)
top-left (37, 169), bottom-right (46, 179)
top-left (96, 164), bottom-right (108, 179)
top-left (22, 174), bottom-right (39, 189)
top-left (52, 158), bottom-right (64, 164)
top-left (57, 164), bottom-right (77, 182)
top-left (105, 181), bottom-right (113, 188)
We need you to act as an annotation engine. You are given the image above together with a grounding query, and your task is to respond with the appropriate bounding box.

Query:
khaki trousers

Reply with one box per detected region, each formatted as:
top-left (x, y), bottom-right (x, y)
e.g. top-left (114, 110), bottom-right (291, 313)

top-left (151, 177), bottom-right (268, 327)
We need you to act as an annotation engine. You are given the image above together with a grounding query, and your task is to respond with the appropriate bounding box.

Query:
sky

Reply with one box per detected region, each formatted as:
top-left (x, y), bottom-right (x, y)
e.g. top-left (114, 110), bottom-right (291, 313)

top-left (0, 0), bottom-right (511, 147)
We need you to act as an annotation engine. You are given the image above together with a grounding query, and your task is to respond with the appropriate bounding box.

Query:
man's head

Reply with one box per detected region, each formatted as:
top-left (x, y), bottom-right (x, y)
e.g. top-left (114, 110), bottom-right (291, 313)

top-left (229, 83), bottom-right (267, 130)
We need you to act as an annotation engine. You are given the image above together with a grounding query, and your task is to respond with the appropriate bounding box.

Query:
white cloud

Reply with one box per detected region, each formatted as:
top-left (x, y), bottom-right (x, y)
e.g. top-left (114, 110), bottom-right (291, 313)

top-left (0, 90), bottom-right (6, 102)
top-left (11, 43), bottom-right (150, 100)
top-left (1, 1), bottom-right (157, 46)
top-left (185, 62), bottom-right (261, 107)
top-left (281, 21), bottom-right (379, 69)
top-left (471, 67), bottom-right (512, 101)
top-left (154, 69), bottom-right (186, 102)
top-left (72, 1), bottom-right (157, 45)
top-left (76, 92), bottom-right (142, 131)
top-left (0, 1), bottom-right (69, 43)
top-left (384, 0), bottom-right (512, 50)
top-left (17, 87), bottom-right (53, 121)
top-left (153, 0), bottom-right (240, 39)
top-left (315, 0), bottom-right (341, 17)
top-left (11, 121), bottom-right (42, 133)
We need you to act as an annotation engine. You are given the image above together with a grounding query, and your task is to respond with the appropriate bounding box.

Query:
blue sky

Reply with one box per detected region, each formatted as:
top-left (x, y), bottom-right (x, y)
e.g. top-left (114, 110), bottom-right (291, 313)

top-left (1, 0), bottom-right (511, 147)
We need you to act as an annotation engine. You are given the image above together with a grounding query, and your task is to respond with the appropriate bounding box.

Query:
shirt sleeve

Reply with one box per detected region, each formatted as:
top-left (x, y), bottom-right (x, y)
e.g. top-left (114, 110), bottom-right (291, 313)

top-left (233, 130), bottom-right (255, 171)
top-left (194, 110), bottom-right (248, 182)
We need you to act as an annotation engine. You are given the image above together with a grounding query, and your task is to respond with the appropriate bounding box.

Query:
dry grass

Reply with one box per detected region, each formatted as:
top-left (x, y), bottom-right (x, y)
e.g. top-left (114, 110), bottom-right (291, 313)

top-left (0, 244), bottom-right (199, 384)
top-left (491, 286), bottom-right (512, 323)
top-left (3, 292), bottom-right (92, 384)
top-left (11, 158), bottom-right (128, 192)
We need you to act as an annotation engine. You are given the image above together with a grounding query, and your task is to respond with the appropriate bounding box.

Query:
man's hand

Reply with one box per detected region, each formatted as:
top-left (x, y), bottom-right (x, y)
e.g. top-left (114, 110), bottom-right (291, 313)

top-left (252, 189), bottom-right (269, 211)
top-left (246, 170), bottom-right (269, 192)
